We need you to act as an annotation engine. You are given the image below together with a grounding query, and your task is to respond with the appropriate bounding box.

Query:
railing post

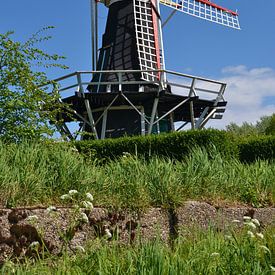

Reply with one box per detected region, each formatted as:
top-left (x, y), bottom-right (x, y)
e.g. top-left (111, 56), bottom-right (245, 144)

top-left (76, 72), bottom-right (85, 96)
top-left (118, 72), bottom-right (123, 92)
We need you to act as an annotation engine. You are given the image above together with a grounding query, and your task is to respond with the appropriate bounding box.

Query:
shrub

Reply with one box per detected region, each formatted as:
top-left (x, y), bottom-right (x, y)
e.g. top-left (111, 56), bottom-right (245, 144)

top-left (74, 130), bottom-right (238, 161)
top-left (238, 136), bottom-right (275, 163)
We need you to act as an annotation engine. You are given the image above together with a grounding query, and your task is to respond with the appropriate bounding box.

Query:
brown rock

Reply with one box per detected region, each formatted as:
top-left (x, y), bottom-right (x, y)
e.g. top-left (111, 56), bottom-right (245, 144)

top-left (216, 207), bottom-right (253, 229)
top-left (176, 201), bottom-right (217, 230)
top-left (254, 208), bottom-right (275, 227)
top-left (8, 210), bottom-right (30, 224)
top-left (138, 208), bottom-right (170, 242)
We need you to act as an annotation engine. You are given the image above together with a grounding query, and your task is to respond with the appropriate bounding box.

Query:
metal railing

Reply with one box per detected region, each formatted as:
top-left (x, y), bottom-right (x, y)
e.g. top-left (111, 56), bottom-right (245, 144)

top-left (47, 69), bottom-right (226, 103)
top-left (46, 69), bottom-right (227, 140)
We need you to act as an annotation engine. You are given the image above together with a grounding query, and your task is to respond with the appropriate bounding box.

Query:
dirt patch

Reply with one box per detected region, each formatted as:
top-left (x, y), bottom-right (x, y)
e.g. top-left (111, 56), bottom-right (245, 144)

top-left (0, 202), bottom-right (274, 265)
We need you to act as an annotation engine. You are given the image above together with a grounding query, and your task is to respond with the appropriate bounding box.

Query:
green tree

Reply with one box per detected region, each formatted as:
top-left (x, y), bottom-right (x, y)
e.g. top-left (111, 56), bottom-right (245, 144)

top-left (265, 114), bottom-right (275, 135)
top-left (225, 121), bottom-right (258, 136)
top-left (226, 114), bottom-right (275, 137)
top-left (0, 27), bottom-right (67, 142)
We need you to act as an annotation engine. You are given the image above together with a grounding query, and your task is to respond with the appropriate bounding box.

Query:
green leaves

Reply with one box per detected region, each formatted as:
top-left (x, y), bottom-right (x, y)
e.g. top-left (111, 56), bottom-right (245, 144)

top-left (0, 28), bottom-right (67, 142)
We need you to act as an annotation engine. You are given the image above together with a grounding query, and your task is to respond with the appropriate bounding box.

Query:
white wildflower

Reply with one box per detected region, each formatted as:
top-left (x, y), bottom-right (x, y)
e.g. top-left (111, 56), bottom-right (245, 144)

top-left (210, 252), bottom-right (220, 257)
top-left (256, 233), bottom-right (264, 240)
top-left (244, 221), bottom-right (257, 230)
top-left (26, 215), bottom-right (39, 222)
top-left (86, 192), bottom-right (94, 202)
top-left (75, 245), bottom-right (85, 253)
top-left (104, 228), bottom-right (112, 239)
top-left (29, 241), bottom-right (40, 250)
top-left (46, 206), bottom-right (57, 213)
top-left (270, 266), bottom-right (275, 272)
top-left (232, 219), bottom-right (240, 223)
top-left (60, 194), bottom-right (71, 200)
top-left (69, 190), bottom-right (78, 196)
top-left (82, 201), bottom-right (94, 211)
top-left (247, 231), bottom-right (255, 238)
top-left (243, 216), bottom-right (251, 221)
top-left (251, 218), bottom-right (260, 227)
top-left (259, 245), bottom-right (271, 254)
top-left (79, 212), bottom-right (89, 224)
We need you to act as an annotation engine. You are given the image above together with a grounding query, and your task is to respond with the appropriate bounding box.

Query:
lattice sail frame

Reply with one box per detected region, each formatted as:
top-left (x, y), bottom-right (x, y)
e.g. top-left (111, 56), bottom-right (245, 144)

top-left (134, 0), bottom-right (163, 82)
top-left (160, 0), bottom-right (240, 29)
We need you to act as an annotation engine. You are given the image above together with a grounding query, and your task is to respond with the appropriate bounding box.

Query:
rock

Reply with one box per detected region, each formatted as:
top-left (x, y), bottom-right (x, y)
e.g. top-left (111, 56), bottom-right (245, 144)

top-left (0, 244), bottom-right (13, 266)
top-left (176, 201), bottom-right (217, 231)
top-left (254, 208), bottom-right (275, 227)
top-left (215, 207), bottom-right (253, 229)
top-left (8, 210), bottom-right (30, 224)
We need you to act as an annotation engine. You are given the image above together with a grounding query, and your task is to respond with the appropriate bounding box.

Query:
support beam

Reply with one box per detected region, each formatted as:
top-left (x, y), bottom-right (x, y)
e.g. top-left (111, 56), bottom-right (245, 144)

top-left (189, 101), bottom-right (195, 129)
top-left (95, 94), bottom-right (119, 126)
top-left (198, 108), bottom-right (217, 129)
top-left (153, 97), bottom-right (190, 125)
top-left (84, 99), bottom-right (99, 139)
top-left (189, 78), bottom-right (197, 97)
top-left (140, 107), bottom-right (146, 136)
top-left (121, 93), bottom-right (150, 124)
top-left (148, 97), bottom-right (159, 134)
top-left (101, 111), bottom-right (108, 139)
top-left (90, 0), bottom-right (98, 70)
top-left (195, 107), bottom-right (209, 129)
top-left (176, 121), bottom-right (189, 131)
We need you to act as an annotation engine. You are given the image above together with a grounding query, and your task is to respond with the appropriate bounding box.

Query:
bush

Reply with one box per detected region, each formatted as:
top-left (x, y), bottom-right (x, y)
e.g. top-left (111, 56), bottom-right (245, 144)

top-left (238, 136), bottom-right (275, 163)
top-left (74, 130), bottom-right (238, 161)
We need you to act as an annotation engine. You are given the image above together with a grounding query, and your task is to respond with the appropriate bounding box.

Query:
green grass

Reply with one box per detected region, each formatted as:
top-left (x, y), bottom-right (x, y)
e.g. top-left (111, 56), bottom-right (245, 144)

top-left (0, 141), bottom-right (274, 208)
top-left (1, 227), bottom-right (274, 274)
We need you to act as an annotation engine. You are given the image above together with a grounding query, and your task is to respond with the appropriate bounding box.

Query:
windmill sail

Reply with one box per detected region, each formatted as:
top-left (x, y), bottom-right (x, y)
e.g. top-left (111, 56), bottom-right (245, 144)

top-left (160, 0), bottom-right (240, 29)
top-left (90, 0), bottom-right (163, 92)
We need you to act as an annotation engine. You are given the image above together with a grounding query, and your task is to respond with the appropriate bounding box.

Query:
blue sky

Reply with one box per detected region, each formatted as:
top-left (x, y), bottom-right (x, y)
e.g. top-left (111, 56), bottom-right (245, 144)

top-left (1, 0), bottom-right (275, 128)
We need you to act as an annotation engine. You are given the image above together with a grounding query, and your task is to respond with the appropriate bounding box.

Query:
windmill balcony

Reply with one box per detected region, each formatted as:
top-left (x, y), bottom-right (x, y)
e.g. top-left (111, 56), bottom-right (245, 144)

top-left (45, 69), bottom-right (227, 140)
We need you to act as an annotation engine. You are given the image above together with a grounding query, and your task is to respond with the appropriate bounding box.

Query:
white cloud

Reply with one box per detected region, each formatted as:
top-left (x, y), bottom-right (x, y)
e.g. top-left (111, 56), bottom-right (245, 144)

top-left (208, 65), bottom-right (275, 129)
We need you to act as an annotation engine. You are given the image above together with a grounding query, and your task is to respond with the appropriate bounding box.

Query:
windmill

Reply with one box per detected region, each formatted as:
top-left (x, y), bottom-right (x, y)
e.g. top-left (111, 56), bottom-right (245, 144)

top-left (52, 0), bottom-right (240, 140)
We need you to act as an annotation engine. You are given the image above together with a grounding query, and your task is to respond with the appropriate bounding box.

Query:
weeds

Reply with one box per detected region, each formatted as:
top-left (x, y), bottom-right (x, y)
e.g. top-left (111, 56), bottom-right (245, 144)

top-left (0, 141), bottom-right (274, 208)
top-left (1, 224), bottom-right (274, 274)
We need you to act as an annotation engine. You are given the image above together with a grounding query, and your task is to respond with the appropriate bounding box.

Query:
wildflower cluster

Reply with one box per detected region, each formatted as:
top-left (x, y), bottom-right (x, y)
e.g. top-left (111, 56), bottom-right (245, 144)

top-left (58, 190), bottom-right (95, 252)
top-left (60, 190), bottom-right (94, 221)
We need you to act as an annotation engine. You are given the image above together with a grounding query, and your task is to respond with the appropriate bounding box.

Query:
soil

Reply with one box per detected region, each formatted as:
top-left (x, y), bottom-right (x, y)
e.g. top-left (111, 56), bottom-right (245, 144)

top-left (0, 201), bottom-right (274, 266)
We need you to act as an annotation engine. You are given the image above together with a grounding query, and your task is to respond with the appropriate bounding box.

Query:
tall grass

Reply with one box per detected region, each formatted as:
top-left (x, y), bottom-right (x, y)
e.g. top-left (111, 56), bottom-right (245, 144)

top-left (1, 227), bottom-right (274, 274)
top-left (0, 141), bottom-right (274, 208)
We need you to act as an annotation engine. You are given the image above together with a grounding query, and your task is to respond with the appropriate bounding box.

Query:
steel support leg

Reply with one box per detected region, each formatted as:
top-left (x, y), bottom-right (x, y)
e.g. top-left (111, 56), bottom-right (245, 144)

top-left (190, 101), bottom-right (195, 129)
top-left (84, 99), bottom-right (99, 139)
top-left (148, 97), bottom-right (159, 134)
top-left (101, 111), bottom-right (108, 139)
top-left (153, 97), bottom-right (190, 125)
top-left (195, 107), bottom-right (209, 129)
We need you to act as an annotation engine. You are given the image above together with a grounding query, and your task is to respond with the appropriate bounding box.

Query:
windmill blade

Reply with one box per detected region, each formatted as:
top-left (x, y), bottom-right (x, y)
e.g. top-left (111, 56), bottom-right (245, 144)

top-left (160, 0), bottom-right (240, 29)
